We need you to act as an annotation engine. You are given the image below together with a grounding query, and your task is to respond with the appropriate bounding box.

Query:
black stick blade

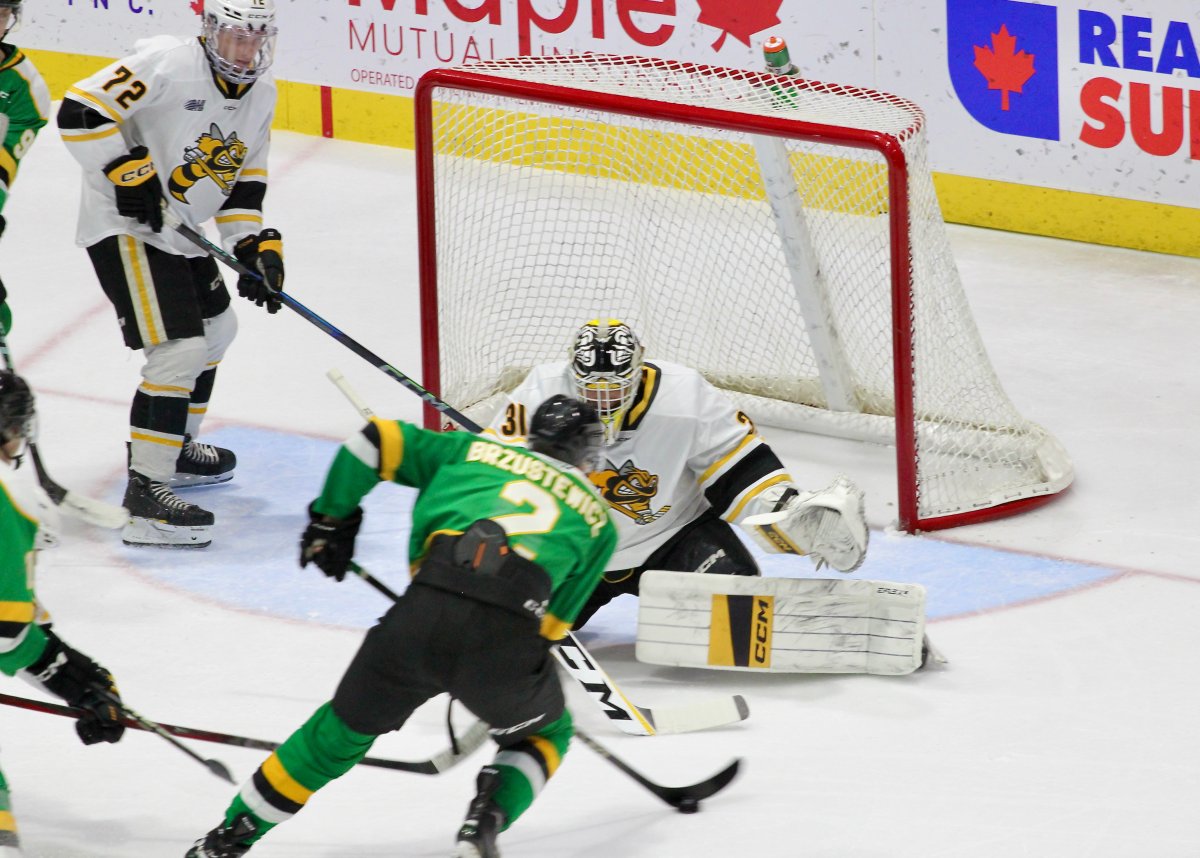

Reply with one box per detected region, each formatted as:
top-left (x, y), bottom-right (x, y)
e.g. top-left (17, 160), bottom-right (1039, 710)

top-left (206, 757), bottom-right (237, 784)
top-left (659, 758), bottom-right (741, 808)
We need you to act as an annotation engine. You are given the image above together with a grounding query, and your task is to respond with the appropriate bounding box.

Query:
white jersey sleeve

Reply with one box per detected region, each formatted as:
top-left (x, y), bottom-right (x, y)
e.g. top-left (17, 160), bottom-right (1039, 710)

top-left (59, 35), bottom-right (277, 256)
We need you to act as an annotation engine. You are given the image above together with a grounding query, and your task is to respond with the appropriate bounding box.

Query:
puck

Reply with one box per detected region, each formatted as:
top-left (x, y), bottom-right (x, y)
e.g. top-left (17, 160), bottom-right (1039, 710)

top-left (676, 798), bottom-right (700, 814)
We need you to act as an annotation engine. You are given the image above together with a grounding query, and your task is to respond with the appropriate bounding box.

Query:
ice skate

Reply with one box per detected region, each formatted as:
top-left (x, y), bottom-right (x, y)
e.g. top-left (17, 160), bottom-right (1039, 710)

top-left (185, 814), bottom-right (257, 857)
top-left (122, 470), bottom-right (214, 548)
top-left (455, 767), bottom-right (506, 858)
top-left (172, 434), bottom-right (237, 488)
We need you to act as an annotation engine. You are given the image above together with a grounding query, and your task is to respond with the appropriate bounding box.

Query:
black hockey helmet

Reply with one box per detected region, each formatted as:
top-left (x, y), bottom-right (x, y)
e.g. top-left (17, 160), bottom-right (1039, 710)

top-left (0, 370), bottom-right (34, 446)
top-left (527, 394), bottom-right (602, 471)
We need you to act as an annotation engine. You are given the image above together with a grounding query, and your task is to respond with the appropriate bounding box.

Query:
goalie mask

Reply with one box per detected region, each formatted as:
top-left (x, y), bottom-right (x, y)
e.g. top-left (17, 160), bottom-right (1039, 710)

top-left (0, 370), bottom-right (35, 458)
top-left (201, 0), bottom-right (278, 85)
top-left (570, 319), bottom-right (644, 444)
top-left (0, 0), bottom-right (21, 39)
top-left (527, 394), bottom-right (603, 472)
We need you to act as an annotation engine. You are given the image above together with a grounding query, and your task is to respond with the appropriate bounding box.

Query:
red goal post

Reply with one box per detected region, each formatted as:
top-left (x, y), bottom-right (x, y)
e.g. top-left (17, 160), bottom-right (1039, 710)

top-left (414, 54), bottom-right (1072, 532)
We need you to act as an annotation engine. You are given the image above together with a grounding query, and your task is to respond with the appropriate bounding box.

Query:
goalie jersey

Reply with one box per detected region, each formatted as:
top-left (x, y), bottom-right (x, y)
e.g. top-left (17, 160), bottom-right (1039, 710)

top-left (486, 360), bottom-right (793, 571)
top-left (58, 35), bottom-right (275, 256)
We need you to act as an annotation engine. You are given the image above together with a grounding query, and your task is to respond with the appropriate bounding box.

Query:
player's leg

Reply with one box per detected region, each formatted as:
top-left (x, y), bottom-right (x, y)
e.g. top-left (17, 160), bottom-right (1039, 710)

top-left (87, 237), bottom-right (216, 547)
top-left (444, 600), bottom-right (572, 858)
top-left (174, 259), bottom-right (238, 487)
top-left (650, 508), bottom-right (761, 578)
top-left (187, 590), bottom-right (443, 855)
top-left (575, 509), bottom-right (759, 629)
top-left (0, 767), bottom-right (21, 857)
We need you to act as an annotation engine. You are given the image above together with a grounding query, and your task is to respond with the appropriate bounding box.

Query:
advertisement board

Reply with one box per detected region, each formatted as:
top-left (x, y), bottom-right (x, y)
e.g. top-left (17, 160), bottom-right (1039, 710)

top-left (19, 0), bottom-right (1200, 249)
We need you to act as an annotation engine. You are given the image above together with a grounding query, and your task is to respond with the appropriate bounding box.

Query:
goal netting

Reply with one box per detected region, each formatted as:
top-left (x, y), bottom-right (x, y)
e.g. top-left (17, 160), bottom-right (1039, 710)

top-left (414, 54), bottom-right (1072, 531)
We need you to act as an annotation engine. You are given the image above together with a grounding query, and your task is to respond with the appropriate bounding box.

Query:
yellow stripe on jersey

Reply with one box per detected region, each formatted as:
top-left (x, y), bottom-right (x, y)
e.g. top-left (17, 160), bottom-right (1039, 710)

top-left (260, 753), bottom-right (314, 805)
top-left (0, 149), bottom-right (16, 182)
top-left (66, 87), bottom-right (122, 123)
top-left (698, 431), bottom-right (757, 485)
top-left (623, 364), bottom-right (659, 428)
top-left (0, 602), bottom-right (35, 624)
top-left (215, 213), bottom-right (264, 224)
top-left (370, 417), bottom-right (403, 481)
top-left (539, 613), bottom-right (571, 641)
top-left (241, 168), bottom-right (268, 179)
top-left (527, 734), bottom-right (562, 776)
top-left (61, 124), bottom-right (120, 143)
top-left (0, 810), bottom-right (15, 832)
top-left (727, 472), bottom-right (791, 522)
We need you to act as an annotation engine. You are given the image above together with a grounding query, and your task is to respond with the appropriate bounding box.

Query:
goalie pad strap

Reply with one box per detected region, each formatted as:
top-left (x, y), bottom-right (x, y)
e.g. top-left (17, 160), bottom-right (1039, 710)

top-left (636, 570), bottom-right (926, 675)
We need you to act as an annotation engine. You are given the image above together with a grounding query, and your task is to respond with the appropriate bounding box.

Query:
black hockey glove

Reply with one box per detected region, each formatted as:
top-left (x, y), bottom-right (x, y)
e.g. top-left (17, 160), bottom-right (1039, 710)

top-left (22, 629), bottom-right (125, 745)
top-left (102, 146), bottom-right (164, 233)
top-left (233, 228), bottom-right (284, 314)
top-left (299, 502), bottom-right (363, 582)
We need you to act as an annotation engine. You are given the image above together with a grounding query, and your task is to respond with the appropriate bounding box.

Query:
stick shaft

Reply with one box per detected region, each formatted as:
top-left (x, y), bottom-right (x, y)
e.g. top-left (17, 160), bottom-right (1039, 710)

top-left (165, 215), bottom-right (480, 431)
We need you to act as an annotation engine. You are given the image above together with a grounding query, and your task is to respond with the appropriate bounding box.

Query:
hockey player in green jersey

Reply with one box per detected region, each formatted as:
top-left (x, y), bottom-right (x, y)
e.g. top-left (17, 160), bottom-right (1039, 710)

top-left (187, 395), bottom-right (616, 858)
top-left (0, 371), bottom-right (126, 854)
top-left (0, 0), bottom-right (51, 337)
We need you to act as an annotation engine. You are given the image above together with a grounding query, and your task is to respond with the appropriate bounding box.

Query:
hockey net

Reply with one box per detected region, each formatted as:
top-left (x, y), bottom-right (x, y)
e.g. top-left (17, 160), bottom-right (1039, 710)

top-left (414, 54), bottom-right (1072, 531)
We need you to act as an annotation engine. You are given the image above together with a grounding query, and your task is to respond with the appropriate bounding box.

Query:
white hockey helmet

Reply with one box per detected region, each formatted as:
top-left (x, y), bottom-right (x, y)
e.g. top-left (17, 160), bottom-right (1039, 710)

top-left (570, 319), bottom-right (644, 444)
top-left (0, 0), bottom-right (22, 39)
top-left (201, 0), bottom-right (278, 85)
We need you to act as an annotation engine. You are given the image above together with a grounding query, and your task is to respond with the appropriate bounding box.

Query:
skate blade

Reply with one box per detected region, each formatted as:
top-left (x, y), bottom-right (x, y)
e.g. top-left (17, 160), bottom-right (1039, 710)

top-left (122, 517), bottom-right (213, 548)
top-left (169, 472), bottom-right (235, 489)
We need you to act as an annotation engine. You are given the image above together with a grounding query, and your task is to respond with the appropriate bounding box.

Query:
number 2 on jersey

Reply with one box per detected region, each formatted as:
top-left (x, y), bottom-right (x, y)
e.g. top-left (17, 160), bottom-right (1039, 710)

top-left (492, 481), bottom-right (559, 555)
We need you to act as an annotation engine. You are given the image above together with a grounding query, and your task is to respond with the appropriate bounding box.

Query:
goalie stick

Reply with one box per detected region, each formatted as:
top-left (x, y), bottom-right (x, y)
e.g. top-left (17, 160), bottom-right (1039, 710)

top-left (328, 372), bottom-right (751, 736)
top-left (0, 690), bottom-right (488, 775)
top-left (0, 332), bottom-right (129, 529)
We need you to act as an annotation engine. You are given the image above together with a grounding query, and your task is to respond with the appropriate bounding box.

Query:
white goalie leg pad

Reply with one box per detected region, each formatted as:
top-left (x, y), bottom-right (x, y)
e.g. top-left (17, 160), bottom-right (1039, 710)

top-left (741, 476), bottom-right (868, 573)
top-left (636, 570), bottom-right (926, 675)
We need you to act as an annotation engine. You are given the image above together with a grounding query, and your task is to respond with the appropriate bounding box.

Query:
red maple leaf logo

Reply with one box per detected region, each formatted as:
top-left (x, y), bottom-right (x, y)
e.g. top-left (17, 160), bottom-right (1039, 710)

top-left (696, 0), bottom-right (782, 51)
top-left (190, 0), bottom-right (203, 15)
top-left (973, 24), bottom-right (1036, 111)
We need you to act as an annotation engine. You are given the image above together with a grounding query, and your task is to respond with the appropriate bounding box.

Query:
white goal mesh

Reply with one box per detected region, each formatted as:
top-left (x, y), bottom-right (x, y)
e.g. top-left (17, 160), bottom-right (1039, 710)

top-left (415, 54), bottom-right (1072, 531)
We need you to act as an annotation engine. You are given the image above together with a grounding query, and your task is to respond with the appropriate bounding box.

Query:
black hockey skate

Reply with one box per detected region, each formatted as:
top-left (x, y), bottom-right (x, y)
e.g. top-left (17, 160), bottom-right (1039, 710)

top-left (122, 470), bottom-right (214, 548)
top-left (455, 767), bottom-right (506, 858)
top-left (185, 814), bottom-right (258, 858)
top-left (172, 434), bottom-right (237, 488)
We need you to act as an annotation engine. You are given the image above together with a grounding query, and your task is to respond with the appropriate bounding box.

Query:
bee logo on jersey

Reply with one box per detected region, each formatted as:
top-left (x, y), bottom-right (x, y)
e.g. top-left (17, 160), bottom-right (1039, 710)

top-left (589, 459), bottom-right (671, 525)
top-left (168, 122), bottom-right (248, 202)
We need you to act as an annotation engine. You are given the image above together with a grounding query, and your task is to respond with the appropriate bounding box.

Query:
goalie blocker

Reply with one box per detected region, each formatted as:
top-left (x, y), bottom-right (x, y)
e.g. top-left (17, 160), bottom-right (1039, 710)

top-left (636, 570), bottom-right (930, 676)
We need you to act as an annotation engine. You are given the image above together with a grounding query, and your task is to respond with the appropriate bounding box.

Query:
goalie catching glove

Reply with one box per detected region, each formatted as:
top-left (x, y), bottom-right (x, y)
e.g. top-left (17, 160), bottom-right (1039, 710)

top-left (234, 228), bottom-right (284, 314)
top-left (299, 502), bottom-right (363, 581)
top-left (19, 629), bottom-right (125, 745)
top-left (103, 146), bottom-right (164, 233)
top-left (740, 476), bottom-right (868, 573)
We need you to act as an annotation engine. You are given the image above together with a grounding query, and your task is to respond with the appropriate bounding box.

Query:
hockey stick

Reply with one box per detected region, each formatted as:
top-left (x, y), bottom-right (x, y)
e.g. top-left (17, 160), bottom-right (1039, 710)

top-left (572, 729), bottom-right (741, 813)
top-left (344, 564), bottom-right (740, 809)
top-left (0, 690), bottom-right (488, 775)
top-left (0, 331), bottom-right (129, 529)
top-left (95, 689), bottom-right (236, 784)
top-left (328, 370), bottom-right (750, 736)
top-left (162, 212), bottom-right (476, 431)
top-left (329, 370), bottom-right (750, 736)
top-left (349, 557), bottom-right (748, 737)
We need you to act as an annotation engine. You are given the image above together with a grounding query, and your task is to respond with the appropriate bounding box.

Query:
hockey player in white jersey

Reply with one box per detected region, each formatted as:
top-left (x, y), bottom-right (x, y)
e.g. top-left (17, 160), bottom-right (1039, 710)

top-left (486, 319), bottom-right (869, 628)
top-left (56, 0), bottom-right (283, 548)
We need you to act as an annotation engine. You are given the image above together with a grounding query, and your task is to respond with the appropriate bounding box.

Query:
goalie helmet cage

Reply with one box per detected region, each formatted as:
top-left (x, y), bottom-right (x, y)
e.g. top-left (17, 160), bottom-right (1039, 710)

top-left (413, 55), bottom-right (1073, 532)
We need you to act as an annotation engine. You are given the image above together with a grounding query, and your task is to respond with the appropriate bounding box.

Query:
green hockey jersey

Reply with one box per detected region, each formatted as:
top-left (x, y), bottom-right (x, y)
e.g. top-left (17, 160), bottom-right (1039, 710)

top-left (313, 419), bottom-right (617, 640)
top-left (0, 463), bottom-right (51, 675)
top-left (0, 43), bottom-right (50, 214)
